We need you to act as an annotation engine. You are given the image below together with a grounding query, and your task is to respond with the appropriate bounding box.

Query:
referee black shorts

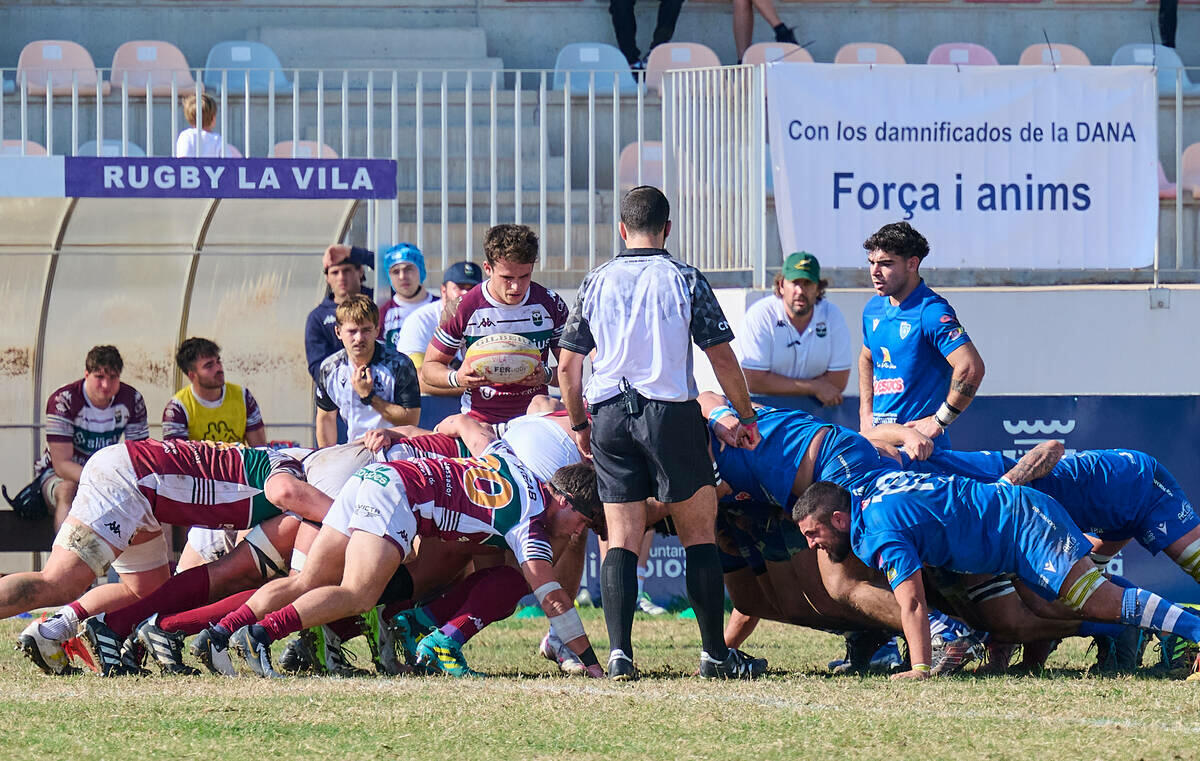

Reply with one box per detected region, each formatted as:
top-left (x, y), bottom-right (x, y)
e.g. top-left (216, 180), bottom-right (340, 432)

top-left (589, 396), bottom-right (715, 504)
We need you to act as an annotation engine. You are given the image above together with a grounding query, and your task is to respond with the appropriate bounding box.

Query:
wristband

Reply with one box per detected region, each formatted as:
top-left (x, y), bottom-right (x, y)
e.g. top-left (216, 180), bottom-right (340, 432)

top-left (570, 419), bottom-right (590, 433)
top-left (707, 405), bottom-right (737, 428)
top-left (447, 370), bottom-right (460, 388)
top-left (933, 401), bottom-right (961, 428)
top-left (543, 365), bottom-right (553, 384)
top-left (912, 663), bottom-right (931, 673)
top-left (358, 392), bottom-right (375, 405)
top-left (737, 410), bottom-right (759, 426)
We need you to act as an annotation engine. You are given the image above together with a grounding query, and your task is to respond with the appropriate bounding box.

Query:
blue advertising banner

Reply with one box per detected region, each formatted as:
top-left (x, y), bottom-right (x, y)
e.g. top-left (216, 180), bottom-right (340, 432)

top-left (62, 157), bottom-right (397, 199)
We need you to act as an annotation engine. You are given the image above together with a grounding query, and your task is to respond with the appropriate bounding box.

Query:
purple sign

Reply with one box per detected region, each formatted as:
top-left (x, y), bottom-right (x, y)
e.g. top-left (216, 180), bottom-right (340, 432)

top-left (63, 157), bottom-right (397, 199)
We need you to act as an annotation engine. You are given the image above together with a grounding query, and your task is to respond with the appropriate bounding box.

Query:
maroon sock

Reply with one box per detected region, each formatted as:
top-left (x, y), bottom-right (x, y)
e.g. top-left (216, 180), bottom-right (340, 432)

top-left (440, 565), bottom-right (527, 645)
top-left (423, 566), bottom-right (506, 626)
top-left (216, 603), bottom-right (260, 635)
top-left (259, 604), bottom-right (303, 643)
top-left (68, 601), bottom-right (89, 620)
top-left (326, 615), bottom-right (363, 642)
top-left (159, 589), bottom-right (256, 636)
top-left (104, 565), bottom-right (212, 638)
top-left (380, 600), bottom-right (413, 621)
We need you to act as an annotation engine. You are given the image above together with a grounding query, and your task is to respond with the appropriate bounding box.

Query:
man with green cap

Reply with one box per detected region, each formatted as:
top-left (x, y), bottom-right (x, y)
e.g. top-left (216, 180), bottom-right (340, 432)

top-left (737, 251), bottom-right (852, 406)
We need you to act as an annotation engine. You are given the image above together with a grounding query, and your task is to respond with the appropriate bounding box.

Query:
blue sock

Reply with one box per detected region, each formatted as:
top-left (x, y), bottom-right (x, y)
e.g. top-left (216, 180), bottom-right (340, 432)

top-left (927, 609), bottom-right (972, 640)
top-left (1078, 621), bottom-right (1125, 638)
top-left (1120, 587), bottom-right (1200, 642)
top-left (1106, 574), bottom-right (1136, 589)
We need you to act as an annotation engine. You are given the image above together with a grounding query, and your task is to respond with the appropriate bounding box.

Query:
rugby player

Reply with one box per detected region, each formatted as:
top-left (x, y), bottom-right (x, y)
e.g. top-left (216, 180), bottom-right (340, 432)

top-left (794, 475), bottom-right (1200, 680)
top-left (8, 439), bottom-right (330, 675)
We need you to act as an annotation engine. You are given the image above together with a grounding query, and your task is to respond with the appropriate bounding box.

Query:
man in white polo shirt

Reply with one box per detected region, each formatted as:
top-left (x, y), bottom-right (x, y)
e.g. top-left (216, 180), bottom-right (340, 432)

top-left (738, 252), bottom-right (851, 407)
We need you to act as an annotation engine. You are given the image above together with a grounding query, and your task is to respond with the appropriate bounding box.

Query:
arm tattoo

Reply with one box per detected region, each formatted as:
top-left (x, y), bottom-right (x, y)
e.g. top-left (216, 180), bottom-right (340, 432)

top-left (950, 379), bottom-right (978, 398)
top-left (1001, 441), bottom-right (1064, 486)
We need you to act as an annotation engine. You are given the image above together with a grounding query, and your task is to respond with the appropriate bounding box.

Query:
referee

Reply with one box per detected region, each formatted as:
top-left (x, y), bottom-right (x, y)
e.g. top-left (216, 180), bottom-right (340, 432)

top-left (558, 186), bottom-right (765, 680)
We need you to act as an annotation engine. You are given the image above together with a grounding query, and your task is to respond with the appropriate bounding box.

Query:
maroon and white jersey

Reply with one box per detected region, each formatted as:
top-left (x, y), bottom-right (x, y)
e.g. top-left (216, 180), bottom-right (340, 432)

top-left (379, 441), bottom-right (553, 564)
top-left (429, 281), bottom-right (569, 424)
top-left (36, 378), bottom-right (148, 475)
top-left (125, 439), bottom-right (301, 530)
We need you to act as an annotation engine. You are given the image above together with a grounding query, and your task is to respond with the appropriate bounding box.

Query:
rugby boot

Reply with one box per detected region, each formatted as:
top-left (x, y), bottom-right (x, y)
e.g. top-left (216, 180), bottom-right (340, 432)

top-left (230, 624), bottom-right (284, 679)
top-left (277, 630), bottom-right (320, 674)
top-left (976, 642), bottom-right (1015, 676)
top-left (930, 632), bottom-right (985, 676)
top-left (829, 630), bottom-right (892, 675)
top-left (389, 609), bottom-right (430, 667)
top-left (699, 647), bottom-right (767, 680)
top-left (135, 615), bottom-right (200, 675)
top-left (636, 592), bottom-right (668, 616)
top-left (415, 629), bottom-right (485, 677)
top-left (540, 630), bottom-right (586, 675)
top-left (1091, 625), bottom-right (1147, 675)
top-left (81, 615), bottom-right (144, 676)
top-left (16, 617), bottom-right (77, 676)
top-left (607, 649), bottom-right (638, 681)
top-left (316, 624), bottom-right (371, 677)
top-left (191, 627), bottom-right (236, 676)
top-left (361, 606), bottom-right (402, 675)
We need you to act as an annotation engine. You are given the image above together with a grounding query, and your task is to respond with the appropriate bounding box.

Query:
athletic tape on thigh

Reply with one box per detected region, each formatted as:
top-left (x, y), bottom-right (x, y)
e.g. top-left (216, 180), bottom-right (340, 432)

top-left (1090, 552), bottom-right (1114, 570)
top-left (1061, 567), bottom-right (1106, 611)
top-left (964, 576), bottom-right (1015, 604)
top-left (53, 522), bottom-right (115, 577)
top-left (290, 548), bottom-right (307, 573)
top-left (548, 609), bottom-right (586, 643)
top-left (111, 532), bottom-right (169, 574)
top-left (1175, 538), bottom-right (1200, 581)
top-left (244, 524), bottom-right (287, 579)
top-left (533, 581), bottom-right (563, 605)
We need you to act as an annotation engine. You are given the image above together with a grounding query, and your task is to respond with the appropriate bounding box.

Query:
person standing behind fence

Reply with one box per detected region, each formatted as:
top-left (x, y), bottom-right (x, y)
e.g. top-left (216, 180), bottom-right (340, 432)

top-left (737, 252), bottom-right (851, 407)
top-left (610, 0), bottom-right (686, 69)
top-left (858, 222), bottom-right (985, 449)
top-left (34, 346), bottom-right (149, 529)
top-left (174, 93), bottom-right (234, 158)
top-left (558, 185), bottom-right (766, 680)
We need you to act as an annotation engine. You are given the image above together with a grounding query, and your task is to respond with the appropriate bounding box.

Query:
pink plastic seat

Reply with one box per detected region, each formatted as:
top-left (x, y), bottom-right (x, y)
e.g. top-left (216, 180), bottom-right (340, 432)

top-left (1017, 42), bottom-right (1091, 65)
top-left (111, 41), bottom-right (195, 96)
top-left (17, 40), bottom-right (111, 96)
top-left (618, 141), bottom-right (664, 192)
top-left (645, 42), bottom-right (722, 96)
top-left (742, 42), bottom-right (813, 66)
top-left (271, 140), bottom-right (339, 159)
top-left (833, 43), bottom-right (906, 65)
top-left (927, 43), bottom-right (999, 66)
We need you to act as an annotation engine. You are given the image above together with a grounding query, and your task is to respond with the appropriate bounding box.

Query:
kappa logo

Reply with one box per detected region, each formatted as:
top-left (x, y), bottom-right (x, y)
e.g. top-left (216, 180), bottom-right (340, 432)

top-left (104, 521), bottom-right (122, 537)
top-left (1002, 419), bottom-right (1076, 436)
top-left (395, 527), bottom-right (409, 543)
top-left (324, 315), bottom-right (336, 325)
top-left (477, 317), bottom-right (495, 328)
top-left (898, 321), bottom-right (912, 339)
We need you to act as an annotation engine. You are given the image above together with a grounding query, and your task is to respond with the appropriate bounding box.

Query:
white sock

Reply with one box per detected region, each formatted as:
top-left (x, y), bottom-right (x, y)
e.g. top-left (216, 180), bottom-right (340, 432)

top-left (38, 606), bottom-right (80, 642)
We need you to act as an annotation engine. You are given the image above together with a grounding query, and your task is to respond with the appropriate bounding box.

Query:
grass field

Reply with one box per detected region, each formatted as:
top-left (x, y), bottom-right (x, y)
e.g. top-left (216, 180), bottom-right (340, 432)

top-left (3, 608), bottom-right (1200, 760)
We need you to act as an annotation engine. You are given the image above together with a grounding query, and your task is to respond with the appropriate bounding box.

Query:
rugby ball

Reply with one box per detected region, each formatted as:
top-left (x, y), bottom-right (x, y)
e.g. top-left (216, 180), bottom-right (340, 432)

top-left (463, 333), bottom-right (541, 384)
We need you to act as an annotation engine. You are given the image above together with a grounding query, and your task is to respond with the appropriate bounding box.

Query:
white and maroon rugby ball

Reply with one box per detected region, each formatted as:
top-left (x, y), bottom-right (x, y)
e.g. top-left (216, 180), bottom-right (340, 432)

top-left (463, 333), bottom-right (541, 384)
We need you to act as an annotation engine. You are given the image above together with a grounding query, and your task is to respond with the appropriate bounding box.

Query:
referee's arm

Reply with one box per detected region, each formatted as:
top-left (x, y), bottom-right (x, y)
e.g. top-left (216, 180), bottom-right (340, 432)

top-left (558, 348), bottom-right (591, 457)
top-left (703, 341), bottom-right (759, 449)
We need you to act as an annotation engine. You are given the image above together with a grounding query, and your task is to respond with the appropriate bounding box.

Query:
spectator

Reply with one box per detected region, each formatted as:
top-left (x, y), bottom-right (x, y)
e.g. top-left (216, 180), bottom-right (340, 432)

top-left (733, 0), bottom-right (798, 63)
top-left (1160, 0), bottom-right (1177, 48)
top-left (304, 243), bottom-right (375, 383)
top-left (421, 225), bottom-right (569, 426)
top-left (378, 243), bottom-right (436, 352)
top-left (395, 260), bottom-right (484, 396)
top-left (34, 345), bottom-right (149, 529)
top-left (611, 0), bottom-right (685, 69)
top-left (314, 294), bottom-right (421, 447)
top-left (737, 252), bottom-right (851, 406)
top-left (558, 185), bottom-right (764, 680)
top-left (163, 337), bottom-right (267, 447)
top-left (174, 92), bottom-right (234, 158)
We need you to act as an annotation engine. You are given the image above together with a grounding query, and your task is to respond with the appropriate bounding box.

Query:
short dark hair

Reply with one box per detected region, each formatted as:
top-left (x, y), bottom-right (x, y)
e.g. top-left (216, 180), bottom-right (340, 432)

top-left (863, 221), bottom-right (930, 261)
top-left (620, 186), bottom-right (670, 236)
top-left (791, 481), bottom-right (851, 525)
top-left (176, 337), bottom-right (220, 374)
top-left (85, 345), bottom-right (123, 375)
top-left (550, 462), bottom-right (606, 540)
top-left (483, 224), bottom-right (539, 266)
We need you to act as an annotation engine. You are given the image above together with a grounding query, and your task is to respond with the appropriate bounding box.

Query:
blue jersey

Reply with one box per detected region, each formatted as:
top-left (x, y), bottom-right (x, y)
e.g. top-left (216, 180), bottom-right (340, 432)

top-left (714, 405), bottom-right (889, 507)
top-left (861, 280), bottom-right (971, 436)
top-left (853, 470), bottom-right (1090, 597)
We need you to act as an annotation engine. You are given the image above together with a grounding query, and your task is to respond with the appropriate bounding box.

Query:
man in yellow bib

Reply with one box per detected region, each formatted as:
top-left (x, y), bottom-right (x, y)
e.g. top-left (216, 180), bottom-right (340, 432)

top-left (164, 337), bottom-right (269, 569)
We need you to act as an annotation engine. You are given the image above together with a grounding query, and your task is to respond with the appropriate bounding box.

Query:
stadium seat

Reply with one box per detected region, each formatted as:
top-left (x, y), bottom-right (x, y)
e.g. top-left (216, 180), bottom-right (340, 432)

top-left (1182, 143), bottom-right (1200, 199)
top-left (110, 41), bottom-right (195, 96)
top-left (76, 139), bottom-right (147, 157)
top-left (617, 141), bottom-right (664, 191)
top-left (1017, 43), bottom-right (1091, 65)
top-left (742, 43), bottom-right (813, 66)
top-left (1159, 161), bottom-right (1177, 200)
top-left (271, 140), bottom-right (338, 159)
top-left (16, 40), bottom-right (111, 96)
top-left (645, 42), bottom-right (721, 96)
top-left (1111, 44), bottom-right (1200, 97)
top-left (203, 41), bottom-right (291, 95)
top-left (0, 139), bottom-right (48, 156)
top-left (552, 43), bottom-right (640, 95)
top-left (2, 76), bottom-right (12, 95)
top-left (927, 43), bottom-right (999, 66)
top-left (833, 43), bottom-right (906, 65)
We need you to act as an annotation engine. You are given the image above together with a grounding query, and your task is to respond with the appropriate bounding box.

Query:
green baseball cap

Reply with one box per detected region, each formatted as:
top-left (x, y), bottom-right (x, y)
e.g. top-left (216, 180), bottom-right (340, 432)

top-left (782, 251), bottom-right (820, 282)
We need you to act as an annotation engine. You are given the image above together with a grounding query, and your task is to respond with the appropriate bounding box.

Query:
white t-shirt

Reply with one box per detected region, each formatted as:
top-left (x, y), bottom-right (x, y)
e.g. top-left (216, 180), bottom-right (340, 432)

top-left (175, 128), bottom-right (233, 158)
top-left (393, 298), bottom-right (442, 356)
top-left (737, 296), bottom-right (852, 380)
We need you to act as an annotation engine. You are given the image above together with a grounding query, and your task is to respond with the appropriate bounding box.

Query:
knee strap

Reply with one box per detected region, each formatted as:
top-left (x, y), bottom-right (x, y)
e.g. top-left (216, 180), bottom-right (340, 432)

top-left (1175, 538), bottom-right (1200, 581)
top-left (965, 576), bottom-right (1015, 605)
top-left (1061, 568), bottom-right (1106, 611)
top-left (244, 524), bottom-right (287, 580)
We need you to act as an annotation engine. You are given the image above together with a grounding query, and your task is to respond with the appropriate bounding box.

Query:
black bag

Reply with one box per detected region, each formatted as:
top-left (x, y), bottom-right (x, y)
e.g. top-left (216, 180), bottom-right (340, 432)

top-left (2, 477), bottom-right (48, 520)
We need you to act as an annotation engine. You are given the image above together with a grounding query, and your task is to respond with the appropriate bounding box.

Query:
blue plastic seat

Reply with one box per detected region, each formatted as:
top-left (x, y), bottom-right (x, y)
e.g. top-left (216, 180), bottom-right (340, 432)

top-left (203, 41), bottom-right (291, 95)
top-left (2, 76), bottom-right (13, 95)
top-left (77, 139), bottom-right (147, 157)
top-left (553, 42), bottom-right (640, 96)
top-left (1111, 43), bottom-right (1200, 97)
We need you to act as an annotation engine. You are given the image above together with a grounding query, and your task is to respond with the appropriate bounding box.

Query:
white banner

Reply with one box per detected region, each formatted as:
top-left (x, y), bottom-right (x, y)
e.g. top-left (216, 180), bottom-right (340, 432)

top-left (766, 64), bottom-right (1158, 269)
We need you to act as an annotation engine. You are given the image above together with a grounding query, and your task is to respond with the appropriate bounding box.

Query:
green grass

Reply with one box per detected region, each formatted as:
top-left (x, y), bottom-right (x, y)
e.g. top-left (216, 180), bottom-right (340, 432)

top-left (3, 609), bottom-right (1200, 760)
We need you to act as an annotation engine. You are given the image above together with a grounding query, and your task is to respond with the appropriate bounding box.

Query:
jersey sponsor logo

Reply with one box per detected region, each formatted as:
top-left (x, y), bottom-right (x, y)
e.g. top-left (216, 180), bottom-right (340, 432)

top-left (815, 322), bottom-right (827, 338)
top-left (1002, 419), bottom-right (1076, 436)
top-left (939, 314), bottom-right (956, 324)
top-left (104, 520), bottom-right (122, 537)
top-left (358, 467), bottom-right (392, 487)
top-left (898, 321), bottom-right (912, 339)
top-left (878, 347), bottom-right (896, 370)
top-left (873, 377), bottom-right (905, 396)
top-left (354, 503), bottom-right (382, 518)
top-left (1180, 504), bottom-right (1195, 522)
top-left (718, 320), bottom-right (730, 331)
